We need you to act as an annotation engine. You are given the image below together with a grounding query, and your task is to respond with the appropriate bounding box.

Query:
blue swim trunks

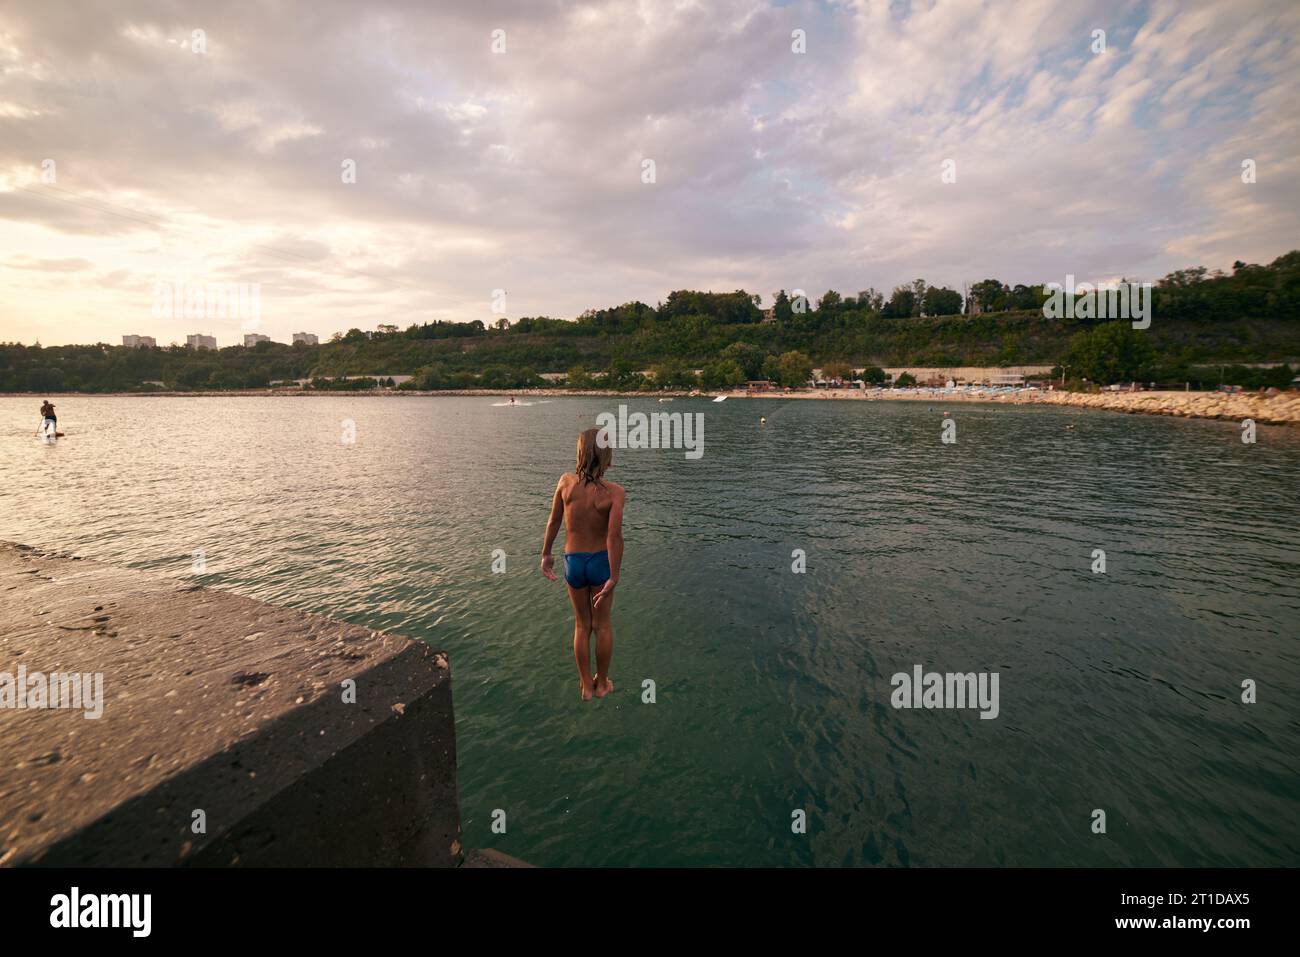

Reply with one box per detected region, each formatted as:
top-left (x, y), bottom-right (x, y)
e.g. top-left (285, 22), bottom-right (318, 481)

top-left (564, 550), bottom-right (611, 589)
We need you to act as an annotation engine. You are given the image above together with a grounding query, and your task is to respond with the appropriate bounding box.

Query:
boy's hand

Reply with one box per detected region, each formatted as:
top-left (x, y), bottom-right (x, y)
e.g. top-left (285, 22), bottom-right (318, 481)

top-left (593, 578), bottom-right (617, 608)
top-left (540, 553), bottom-right (557, 581)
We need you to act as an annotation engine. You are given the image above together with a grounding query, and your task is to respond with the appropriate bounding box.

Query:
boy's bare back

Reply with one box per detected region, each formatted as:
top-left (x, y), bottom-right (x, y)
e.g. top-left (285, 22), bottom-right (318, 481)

top-left (559, 473), bottom-right (624, 553)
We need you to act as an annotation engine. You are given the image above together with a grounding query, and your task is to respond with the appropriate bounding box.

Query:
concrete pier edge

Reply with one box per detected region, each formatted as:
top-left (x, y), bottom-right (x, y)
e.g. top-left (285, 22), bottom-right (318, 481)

top-left (0, 541), bottom-right (528, 867)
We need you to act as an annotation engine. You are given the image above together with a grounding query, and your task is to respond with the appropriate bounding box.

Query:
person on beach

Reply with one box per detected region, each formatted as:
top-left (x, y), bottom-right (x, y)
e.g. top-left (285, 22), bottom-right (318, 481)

top-left (540, 427), bottom-right (625, 701)
top-left (39, 400), bottom-right (57, 437)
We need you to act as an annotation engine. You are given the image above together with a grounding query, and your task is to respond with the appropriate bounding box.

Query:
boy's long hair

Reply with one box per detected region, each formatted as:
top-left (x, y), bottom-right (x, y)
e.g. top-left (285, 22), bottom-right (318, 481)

top-left (576, 427), bottom-right (612, 485)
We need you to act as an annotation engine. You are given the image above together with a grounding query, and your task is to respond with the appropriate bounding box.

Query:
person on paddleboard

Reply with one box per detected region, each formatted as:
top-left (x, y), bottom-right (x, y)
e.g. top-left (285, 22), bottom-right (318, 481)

top-left (39, 400), bottom-right (57, 437)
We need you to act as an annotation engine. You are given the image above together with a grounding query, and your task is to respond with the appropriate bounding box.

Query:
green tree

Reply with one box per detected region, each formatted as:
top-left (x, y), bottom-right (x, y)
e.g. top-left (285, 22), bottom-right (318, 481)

top-left (771, 350), bottom-right (814, 388)
top-left (721, 341), bottom-right (766, 380)
top-left (1064, 323), bottom-right (1157, 384)
top-left (969, 279), bottom-right (1006, 314)
top-left (860, 365), bottom-right (887, 385)
top-left (606, 357), bottom-right (639, 390)
top-left (701, 358), bottom-right (745, 389)
top-left (567, 365), bottom-right (592, 389)
top-left (651, 359), bottom-right (697, 389)
top-left (895, 371), bottom-right (917, 387)
top-left (910, 279), bottom-right (927, 315)
top-left (856, 288), bottom-right (884, 312)
top-left (1009, 284), bottom-right (1043, 310)
top-left (413, 364), bottom-right (447, 389)
top-left (884, 285), bottom-right (916, 318)
top-left (478, 365), bottom-right (514, 388)
top-left (773, 290), bottom-right (793, 323)
top-left (923, 286), bottom-right (963, 316)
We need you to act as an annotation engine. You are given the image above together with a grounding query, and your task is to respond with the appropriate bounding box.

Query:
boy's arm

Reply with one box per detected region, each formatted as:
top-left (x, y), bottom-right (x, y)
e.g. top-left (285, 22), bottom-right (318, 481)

top-left (539, 478), bottom-right (565, 580)
top-left (593, 487), bottom-right (625, 606)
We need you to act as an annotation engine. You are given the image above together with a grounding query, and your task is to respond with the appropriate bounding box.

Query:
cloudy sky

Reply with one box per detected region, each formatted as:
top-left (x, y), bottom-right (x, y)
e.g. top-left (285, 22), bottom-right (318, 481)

top-left (1, 0), bottom-right (1297, 347)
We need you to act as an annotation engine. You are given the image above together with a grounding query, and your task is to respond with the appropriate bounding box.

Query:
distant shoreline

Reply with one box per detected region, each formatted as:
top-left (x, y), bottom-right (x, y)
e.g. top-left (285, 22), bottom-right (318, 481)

top-left (5, 386), bottom-right (1298, 425)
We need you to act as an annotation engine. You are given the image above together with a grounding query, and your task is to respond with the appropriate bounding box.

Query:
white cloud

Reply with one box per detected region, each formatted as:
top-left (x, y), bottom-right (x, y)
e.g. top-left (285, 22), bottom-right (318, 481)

top-left (0, 0), bottom-right (1296, 346)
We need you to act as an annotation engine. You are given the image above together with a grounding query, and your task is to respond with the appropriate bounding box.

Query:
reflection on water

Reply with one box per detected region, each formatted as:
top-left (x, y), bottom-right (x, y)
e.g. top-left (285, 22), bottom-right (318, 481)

top-left (1, 395), bottom-right (1297, 866)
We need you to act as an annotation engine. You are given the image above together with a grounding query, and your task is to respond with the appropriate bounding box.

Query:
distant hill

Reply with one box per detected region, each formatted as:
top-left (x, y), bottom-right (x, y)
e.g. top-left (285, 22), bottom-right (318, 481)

top-left (4, 251), bottom-right (1298, 392)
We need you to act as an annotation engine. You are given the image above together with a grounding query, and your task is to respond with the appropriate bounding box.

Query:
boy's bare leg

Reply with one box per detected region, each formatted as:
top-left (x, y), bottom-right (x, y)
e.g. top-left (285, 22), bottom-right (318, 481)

top-left (566, 585), bottom-right (595, 701)
top-left (592, 591), bottom-right (615, 698)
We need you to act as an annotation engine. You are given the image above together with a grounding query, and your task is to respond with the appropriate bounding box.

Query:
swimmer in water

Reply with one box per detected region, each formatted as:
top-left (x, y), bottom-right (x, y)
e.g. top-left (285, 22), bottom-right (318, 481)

top-left (540, 428), bottom-right (626, 702)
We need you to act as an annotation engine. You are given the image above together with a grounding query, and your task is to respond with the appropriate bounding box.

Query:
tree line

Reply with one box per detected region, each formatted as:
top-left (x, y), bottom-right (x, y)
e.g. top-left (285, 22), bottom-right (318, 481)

top-left (2, 251), bottom-right (1297, 393)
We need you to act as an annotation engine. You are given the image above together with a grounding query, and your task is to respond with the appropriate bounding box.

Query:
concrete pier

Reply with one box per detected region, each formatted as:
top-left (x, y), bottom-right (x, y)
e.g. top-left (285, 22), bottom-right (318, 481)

top-left (0, 542), bottom-right (463, 867)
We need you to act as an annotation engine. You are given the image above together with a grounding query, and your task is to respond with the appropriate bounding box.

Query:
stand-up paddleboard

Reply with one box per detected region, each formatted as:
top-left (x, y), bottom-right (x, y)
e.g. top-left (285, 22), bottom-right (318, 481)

top-left (713, 395), bottom-right (728, 402)
top-left (491, 400), bottom-right (538, 406)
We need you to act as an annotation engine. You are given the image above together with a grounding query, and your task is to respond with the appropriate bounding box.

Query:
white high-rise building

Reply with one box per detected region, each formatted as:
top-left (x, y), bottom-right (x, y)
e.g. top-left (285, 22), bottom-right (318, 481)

top-left (122, 335), bottom-right (157, 348)
top-left (243, 333), bottom-right (271, 347)
top-left (292, 332), bottom-right (319, 345)
top-left (186, 333), bottom-right (217, 350)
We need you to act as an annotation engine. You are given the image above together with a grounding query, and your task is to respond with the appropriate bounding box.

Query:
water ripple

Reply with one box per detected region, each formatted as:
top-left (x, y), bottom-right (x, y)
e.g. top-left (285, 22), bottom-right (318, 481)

top-left (1, 395), bottom-right (1297, 866)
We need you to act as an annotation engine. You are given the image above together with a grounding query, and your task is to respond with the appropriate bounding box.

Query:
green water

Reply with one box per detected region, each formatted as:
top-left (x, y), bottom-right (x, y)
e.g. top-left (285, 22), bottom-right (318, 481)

top-left (1, 395), bottom-right (1297, 866)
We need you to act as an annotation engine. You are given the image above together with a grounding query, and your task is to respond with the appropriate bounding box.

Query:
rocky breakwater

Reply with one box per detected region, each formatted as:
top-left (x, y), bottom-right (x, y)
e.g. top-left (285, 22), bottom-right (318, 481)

top-left (1004, 389), bottom-right (1300, 425)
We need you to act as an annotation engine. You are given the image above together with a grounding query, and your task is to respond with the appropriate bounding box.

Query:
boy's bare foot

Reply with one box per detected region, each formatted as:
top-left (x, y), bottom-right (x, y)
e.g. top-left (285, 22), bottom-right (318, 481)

top-left (594, 677), bottom-right (614, 698)
top-left (580, 680), bottom-right (594, 702)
